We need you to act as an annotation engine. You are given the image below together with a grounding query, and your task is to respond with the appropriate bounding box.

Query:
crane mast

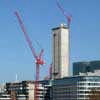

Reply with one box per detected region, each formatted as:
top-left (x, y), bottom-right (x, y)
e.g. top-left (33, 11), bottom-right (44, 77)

top-left (44, 64), bottom-right (52, 80)
top-left (15, 11), bottom-right (45, 100)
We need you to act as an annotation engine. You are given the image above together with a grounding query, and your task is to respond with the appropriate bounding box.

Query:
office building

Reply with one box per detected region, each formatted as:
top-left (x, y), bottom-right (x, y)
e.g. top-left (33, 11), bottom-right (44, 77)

top-left (0, 84), bottom-right (11, 100)
top-left (6, 81), bottom-right (34, 100)
top-left (0, 93), bottom-right (11, 100)
top-left (52, 76), bottom-right (100, 100)
top-left (52, 24), bottom-right (70, 79)
top-left (5, 80), bottom-right (51, 100)
top-left (40, 80), bottom-right (52, 100)
top-left (73, 60), bottom-right (100, 76)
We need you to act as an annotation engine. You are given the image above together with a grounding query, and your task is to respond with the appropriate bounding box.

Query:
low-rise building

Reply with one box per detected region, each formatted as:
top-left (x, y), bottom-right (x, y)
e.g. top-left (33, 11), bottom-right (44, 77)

top-left (52, 76), bottom-right (100, 100)
top-left (5, 80), bottom-right (51, 100)
top-left (0, 93), bottom-right (11, 100)
top-left (6, 81), bottom-right (33, 100)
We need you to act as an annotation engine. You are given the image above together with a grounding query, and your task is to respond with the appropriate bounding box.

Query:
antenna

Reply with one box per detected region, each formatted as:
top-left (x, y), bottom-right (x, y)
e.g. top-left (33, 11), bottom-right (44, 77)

top-left (16, 74), bottom-right (18, 82)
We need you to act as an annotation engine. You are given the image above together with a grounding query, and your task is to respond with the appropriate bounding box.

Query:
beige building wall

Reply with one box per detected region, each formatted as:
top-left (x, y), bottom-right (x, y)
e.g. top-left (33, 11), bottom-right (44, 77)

top-left (52, 24), bottom-right (69, 79)
top-left (28, 83), bottom-right (35, 100)
top-left (28, 83), bottom-right (44, 100)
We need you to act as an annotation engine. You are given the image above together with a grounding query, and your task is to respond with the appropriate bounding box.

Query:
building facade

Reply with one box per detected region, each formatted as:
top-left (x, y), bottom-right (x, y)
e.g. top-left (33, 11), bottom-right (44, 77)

top-left (52, 24), bottom-right (70, 79)
top-left (6, 81), bottom-right (34, 100)
top-left (52, 76), bottom-right (100, 100)
top-left (0, 93), bottom-right (11, 100)
top-left (73, 60), bottom-right (100, 76)
top-left (5, 80), bottom-right (51, 100)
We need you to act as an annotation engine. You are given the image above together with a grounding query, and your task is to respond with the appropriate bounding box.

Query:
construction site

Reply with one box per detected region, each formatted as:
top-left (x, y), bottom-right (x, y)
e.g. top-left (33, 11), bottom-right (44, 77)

top-left (0, 0), bottom-right (100, 100)
top-left (0, 0), bottom-right (72, 99)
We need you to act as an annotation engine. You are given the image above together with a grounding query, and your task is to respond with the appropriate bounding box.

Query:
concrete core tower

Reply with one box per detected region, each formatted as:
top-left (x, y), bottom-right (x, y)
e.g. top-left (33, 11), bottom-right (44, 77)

top-left (52, 24), bottom-right (70, 79)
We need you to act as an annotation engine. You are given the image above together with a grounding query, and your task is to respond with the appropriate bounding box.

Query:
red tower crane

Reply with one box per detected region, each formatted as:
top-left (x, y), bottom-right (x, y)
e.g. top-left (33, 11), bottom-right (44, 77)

top-left (15, 11), bottom-right (45, 100)
top-left (44, 64), bottom-right (52, 80)
top-left (56, 0), bottom-right (72, 28)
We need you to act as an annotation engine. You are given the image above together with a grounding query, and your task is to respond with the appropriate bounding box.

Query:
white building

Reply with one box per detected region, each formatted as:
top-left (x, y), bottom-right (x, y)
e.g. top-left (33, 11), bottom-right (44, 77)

top-left (52, 24), bottom-right (70, 79)
top-left (0, 93), bottom-right (11, 100)
top-left (6, 80), bottom-right (51, 100)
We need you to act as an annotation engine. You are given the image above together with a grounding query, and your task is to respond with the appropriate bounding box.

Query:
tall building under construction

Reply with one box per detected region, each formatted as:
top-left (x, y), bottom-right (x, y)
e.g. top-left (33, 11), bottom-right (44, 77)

top-left (1, 24), bottom-right (100, 100)
top-left (52, 24), bottom-right (70, 79)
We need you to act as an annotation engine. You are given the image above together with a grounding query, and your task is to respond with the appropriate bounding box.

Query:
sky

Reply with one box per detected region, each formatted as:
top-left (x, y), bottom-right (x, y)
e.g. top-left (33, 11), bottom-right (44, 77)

top-left (0, 0), bottom-right (100, 83)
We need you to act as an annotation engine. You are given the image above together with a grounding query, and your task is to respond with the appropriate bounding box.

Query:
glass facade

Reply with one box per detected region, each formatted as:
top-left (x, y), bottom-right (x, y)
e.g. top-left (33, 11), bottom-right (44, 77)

top-left (52, 76), bottom-right (100, 100)
top-left (73, 61), bottom-right (100, 75)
